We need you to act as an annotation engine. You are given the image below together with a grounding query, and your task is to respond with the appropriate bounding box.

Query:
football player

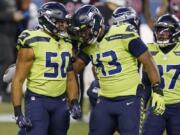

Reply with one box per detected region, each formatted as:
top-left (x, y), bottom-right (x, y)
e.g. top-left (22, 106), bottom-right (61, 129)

top-left (142, 14), bottom-right (180, 135)
top-left (11, 2), bottom-right (81, 135)
top-left (70, 5), bottom-right (165, 135)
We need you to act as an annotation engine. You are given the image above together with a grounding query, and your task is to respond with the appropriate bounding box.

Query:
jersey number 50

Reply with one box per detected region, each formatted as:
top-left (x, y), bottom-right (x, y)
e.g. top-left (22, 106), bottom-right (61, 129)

top-left (44, 52), bottom-right (70, 78)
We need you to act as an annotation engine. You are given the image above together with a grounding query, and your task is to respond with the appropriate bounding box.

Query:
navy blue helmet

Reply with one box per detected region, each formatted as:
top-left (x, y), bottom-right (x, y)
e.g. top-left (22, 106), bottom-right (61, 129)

top-left (38, 2), bottom-right (70, 37)
top-left (70, 5), bottom-right (104, 44)
top-left (112, 6), bottom-right (140, 32)
top-left (154, 14), bottom-right (180, 47)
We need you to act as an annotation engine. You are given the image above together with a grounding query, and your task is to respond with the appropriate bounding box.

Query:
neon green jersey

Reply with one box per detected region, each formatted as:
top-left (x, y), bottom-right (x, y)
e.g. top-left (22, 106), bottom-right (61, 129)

top-left (82, 24), bottom-right (142, 97)
top-left (17, 29), bottom-right (72, 97)
top-left (148, 42), bottom-right (180, 104)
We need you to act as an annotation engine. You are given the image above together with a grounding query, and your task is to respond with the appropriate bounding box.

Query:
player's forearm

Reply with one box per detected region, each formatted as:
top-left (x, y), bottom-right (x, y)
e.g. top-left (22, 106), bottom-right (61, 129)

top-left (66, 71), bottom-right (79, 102)
top-left (142, 0), bottom-right (154, 29)
top-left (73, 61), bottom-right (85, 74)
top-left (143, 59), bottom-right (160, 85)
top-left (138, 51), bottom-right (160, 85)
top-left (11, 79), bottom-right (24, 107)
top-left (73, 56), bottom-right (87, 74)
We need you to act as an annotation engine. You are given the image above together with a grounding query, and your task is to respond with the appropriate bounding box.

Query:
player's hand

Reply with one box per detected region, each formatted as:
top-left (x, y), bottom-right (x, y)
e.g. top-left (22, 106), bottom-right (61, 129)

top-left (14, 105), bottom-right (32, 128)
top-left (3, 64), bottom-right (16, 83)
top-left (15, 115), bottom-right (32, 128)
top-left (69, 99), bottom-right (82, 119)
top-left (151, 83), bottom-right (165, 115)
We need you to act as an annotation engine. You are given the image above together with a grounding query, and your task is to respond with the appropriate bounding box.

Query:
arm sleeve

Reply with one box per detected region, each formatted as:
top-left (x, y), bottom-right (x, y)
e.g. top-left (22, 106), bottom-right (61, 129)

top-left (128, 38), bottom-right (148, 57)
top-left (77, 50), bottom-right (91, 65)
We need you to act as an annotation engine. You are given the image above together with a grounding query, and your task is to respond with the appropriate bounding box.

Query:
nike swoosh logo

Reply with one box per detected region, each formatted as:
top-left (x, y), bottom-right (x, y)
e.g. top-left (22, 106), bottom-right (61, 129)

top-left (126, 101), bottom-right (134, 106)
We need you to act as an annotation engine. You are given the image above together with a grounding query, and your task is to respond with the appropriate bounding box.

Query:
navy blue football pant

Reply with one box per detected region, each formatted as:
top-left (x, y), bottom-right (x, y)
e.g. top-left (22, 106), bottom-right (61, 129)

top-left (23, 90), bottom-right (70, 135)
top-left (143, 103), bottom-right (180, 135)
top-left (89, 95), bottom-right (143, 135)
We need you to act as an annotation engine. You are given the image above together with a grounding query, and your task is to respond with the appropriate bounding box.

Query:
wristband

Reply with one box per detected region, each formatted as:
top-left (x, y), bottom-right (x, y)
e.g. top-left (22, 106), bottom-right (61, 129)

top-left (152, 83), bottom-right (163, 96)
top-left (70, 99), bottom-right (78, 105)
top-left (14, 105), bottom-right (22, 117)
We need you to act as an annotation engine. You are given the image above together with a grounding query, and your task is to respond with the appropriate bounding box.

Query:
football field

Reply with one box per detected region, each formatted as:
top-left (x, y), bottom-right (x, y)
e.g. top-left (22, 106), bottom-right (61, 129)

top-left (0, 100), bottom-right (89, 135)
top-left (0, 101), bottom-right (166, 135)
top-left (0, 100), bottom-right (120, 135)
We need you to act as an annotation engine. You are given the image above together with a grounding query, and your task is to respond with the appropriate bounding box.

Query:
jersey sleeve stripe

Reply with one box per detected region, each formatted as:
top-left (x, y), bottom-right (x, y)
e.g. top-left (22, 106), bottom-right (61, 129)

top-left (24, 36), bottom-right (51, 45)
top-left (105, 33), bottom-right (135, 41)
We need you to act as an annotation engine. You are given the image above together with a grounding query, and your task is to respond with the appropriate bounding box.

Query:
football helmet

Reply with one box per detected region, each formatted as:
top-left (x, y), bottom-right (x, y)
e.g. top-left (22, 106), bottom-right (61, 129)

top-left (70, 5), bottom-right (104, 44)
top-left (154, 14), bottom-right (180, 47)
top-left (38, 2), bottom-right (70, 38)
top-left (112, 6), bottom-right (140, 31)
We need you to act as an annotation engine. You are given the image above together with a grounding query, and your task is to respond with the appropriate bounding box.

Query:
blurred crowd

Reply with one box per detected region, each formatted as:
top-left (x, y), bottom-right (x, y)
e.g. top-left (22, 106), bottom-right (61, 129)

top-left (0, 0), bottom-right (179, 103)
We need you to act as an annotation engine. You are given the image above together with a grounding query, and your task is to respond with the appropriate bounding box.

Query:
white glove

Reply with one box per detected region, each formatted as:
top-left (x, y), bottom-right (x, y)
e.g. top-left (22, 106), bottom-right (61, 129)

top-left (3, 64), bottom-right (16, 83)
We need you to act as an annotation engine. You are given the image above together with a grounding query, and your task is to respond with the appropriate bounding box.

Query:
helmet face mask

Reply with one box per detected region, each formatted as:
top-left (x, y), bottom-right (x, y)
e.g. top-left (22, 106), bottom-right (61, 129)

top-left (70, 5), bottom-right (103, 45)
top-left (55, 19), bottom-right (69, 37)
top-left (77, 26), bottom-right (95, 44)
top-left (154, 14), bottom-right (180, 48)
top-left (38, 2), bottom-right (70, 38)
top-left (155, 26), bottom-right (173, 47)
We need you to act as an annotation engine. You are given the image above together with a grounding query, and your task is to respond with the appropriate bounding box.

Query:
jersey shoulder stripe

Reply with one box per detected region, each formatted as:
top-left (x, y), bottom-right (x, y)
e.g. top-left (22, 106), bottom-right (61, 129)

top-left (106, 24), bottom-right (139, 50)
top-left (24, 36), bottom-right (50, 45)
top-left (17, 29), bottom-right (51, 49)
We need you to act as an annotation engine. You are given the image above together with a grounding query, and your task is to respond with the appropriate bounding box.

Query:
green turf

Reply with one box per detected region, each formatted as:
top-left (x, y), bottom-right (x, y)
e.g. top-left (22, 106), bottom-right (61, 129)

top-left (0, 123), bottom-right (18, 135)
top-left (0, 100), bottom-right (166, 135)
top-left (0, 102), bottom-right (13, 114)
top-left (0, 122), bottom-right (121, 135)
top-left (0, 122), bottom-right (89, 135)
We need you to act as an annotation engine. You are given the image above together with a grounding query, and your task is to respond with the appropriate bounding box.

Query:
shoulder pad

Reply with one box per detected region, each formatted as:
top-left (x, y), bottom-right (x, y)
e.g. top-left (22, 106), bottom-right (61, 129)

top-left (18, 31), bottom-right (31, 42)
top-left (17, 31), bottom-right (31, 49)
top-left (17, 30), bottom-right (51, 49)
